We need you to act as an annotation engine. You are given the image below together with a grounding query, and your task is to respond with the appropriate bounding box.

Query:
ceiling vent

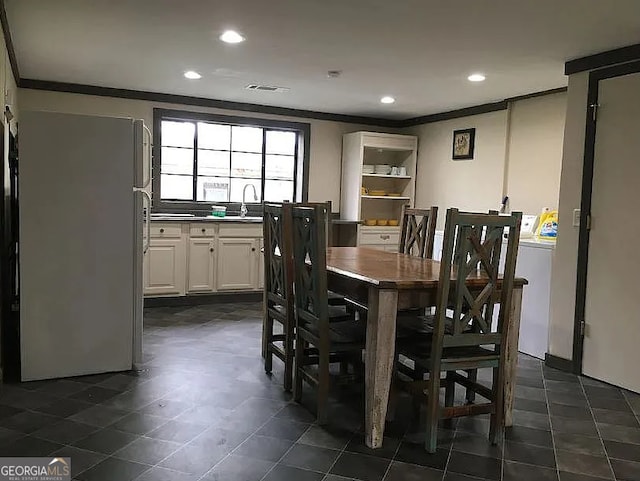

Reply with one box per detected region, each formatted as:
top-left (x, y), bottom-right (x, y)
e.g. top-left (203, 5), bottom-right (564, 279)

top-left (245, 84), bottom-right (290, 93)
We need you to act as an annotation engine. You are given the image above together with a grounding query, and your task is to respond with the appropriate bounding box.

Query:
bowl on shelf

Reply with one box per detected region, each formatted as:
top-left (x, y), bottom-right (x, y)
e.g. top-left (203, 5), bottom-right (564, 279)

top-left (361, 186), bottom-right (368, 195)
top-left (388, 219), bottom-right (399, 226)
top-left (364, 219), bottom-right (377, 226)
top-left (368, 189), bottom-right (386, 196)
top-left (377, 219), bottom-right (389, 226)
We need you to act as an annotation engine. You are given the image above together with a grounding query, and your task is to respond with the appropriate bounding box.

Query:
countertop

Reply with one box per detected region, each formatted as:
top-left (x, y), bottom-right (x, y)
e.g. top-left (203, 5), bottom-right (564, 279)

top-left (517, 237), bottom-right (556, 250)
top-left (434, 230), bottom-right (556, 250)
top-left (151, 215), bottom-right (263, 223)
top-left (151, 215), bottom-right (360, 225)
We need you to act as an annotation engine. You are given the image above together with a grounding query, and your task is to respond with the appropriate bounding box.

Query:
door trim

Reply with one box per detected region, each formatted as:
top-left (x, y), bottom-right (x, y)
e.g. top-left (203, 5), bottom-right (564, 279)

top-left (573, 60), bottom-right (640, 374)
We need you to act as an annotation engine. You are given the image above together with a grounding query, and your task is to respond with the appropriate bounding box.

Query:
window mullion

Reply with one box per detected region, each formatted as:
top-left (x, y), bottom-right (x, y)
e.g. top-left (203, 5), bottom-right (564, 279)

top-left (261, 129), bottom-right (267, 202)
top-left (228, 128), bottom-right (233, 202)
top-left (192, 122), bottom-right (198, 202)
top-left (293, 133), bottom-right (300, 202)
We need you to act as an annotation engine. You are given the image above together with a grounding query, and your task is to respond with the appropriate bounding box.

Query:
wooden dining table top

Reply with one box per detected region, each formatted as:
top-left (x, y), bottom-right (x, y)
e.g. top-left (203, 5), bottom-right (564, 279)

top-left (326, 247), bottom-right (528, 290)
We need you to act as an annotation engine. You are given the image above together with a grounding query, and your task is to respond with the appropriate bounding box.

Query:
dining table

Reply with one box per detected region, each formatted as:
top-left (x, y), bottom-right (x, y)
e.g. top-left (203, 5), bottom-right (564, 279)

top-left (325, 247), bottom-right (528, 449)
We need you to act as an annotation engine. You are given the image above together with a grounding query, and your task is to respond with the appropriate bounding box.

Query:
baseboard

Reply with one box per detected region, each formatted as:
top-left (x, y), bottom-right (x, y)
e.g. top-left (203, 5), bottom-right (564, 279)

top-left (144, 292), bottom-right (262, 308)
top-left (544, 353), bottom-right (574, 373)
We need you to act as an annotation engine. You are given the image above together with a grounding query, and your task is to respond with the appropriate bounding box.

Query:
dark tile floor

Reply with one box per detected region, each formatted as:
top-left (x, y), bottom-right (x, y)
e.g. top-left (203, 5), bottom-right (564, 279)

top-left (1, 302), bottom-right (639, 481)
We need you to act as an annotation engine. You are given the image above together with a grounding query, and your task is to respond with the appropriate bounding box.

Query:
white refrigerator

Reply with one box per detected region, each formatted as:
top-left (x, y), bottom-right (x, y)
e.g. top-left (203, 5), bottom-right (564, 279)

top-left (19, 111), bottom-right (151, 381)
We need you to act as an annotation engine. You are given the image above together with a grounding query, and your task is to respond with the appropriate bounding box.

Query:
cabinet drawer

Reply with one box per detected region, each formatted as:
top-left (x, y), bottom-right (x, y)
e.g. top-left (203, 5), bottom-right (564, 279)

top-left (150, 223), bottom-right (182, 238)
top-left (359, 229), bottom-right (400, 246)
top-left (189, 224), bottom-right (217, 237)
top-left (218, 223), bottom-right (263, 238)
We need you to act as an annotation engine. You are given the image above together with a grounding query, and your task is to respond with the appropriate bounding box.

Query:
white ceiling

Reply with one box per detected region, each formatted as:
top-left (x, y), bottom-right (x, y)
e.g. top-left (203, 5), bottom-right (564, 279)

top-left (6, 0), bottom-right (640, 120)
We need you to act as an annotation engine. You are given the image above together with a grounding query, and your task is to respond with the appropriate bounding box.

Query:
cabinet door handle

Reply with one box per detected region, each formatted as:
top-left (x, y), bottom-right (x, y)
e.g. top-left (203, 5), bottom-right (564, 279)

top-left (202, 228), bottom-right (206, 233)
top-left (380, 234), bottom-right (390, 240)
top-left (210, 248), bottom-right (214, 252)
top-left (160, 228), bottom-right (165, 233)
top-left (251, 247), bottom-right (256, 252)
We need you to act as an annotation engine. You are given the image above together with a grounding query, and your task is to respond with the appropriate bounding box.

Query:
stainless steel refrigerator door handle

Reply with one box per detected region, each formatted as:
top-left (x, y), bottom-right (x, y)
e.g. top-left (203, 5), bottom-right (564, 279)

top-left (142, 190), bottom-right (152, 254)
top-left (142, 124), bottom-right (153, 188)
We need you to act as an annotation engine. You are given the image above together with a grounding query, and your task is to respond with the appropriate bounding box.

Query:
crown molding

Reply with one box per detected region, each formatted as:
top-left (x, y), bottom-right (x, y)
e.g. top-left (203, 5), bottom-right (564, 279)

top-left (565, 43), bottom-right (640, 75)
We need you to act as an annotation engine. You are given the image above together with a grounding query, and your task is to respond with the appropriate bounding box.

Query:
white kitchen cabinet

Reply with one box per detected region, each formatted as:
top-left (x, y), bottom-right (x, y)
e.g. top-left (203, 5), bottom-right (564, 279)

top-left (340, 132), bottom-right (417, 248)
top-left (257, 238), bottom-right (264, 290)
top-left (145, 220), bottom-right (264, 297)
top-left (187, 237), bottom-right (216, 293)
top-left (144, 238), bottom-right (186, 296)
top-left (358, 226), bottom-right (401, 252)
top-left (216, 237), bottom-right (260, 291)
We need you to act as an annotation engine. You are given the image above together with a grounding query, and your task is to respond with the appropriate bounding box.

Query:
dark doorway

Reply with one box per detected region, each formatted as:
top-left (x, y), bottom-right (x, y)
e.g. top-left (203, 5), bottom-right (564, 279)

top-left (1, 128), bottom-right (20, 382)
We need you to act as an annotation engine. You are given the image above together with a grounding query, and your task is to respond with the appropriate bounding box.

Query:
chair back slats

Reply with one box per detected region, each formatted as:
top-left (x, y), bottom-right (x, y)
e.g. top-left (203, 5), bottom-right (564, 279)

top-left (300, 201), bottom-right (333, 247)
top-left (399, 206), bottom-right (438, 258)
top-left (291, 205), bottom-right (330, 337)
top-left (434, 209), bottom-right (522, 355)
top-left (263, 203), bottom-right (294, 309)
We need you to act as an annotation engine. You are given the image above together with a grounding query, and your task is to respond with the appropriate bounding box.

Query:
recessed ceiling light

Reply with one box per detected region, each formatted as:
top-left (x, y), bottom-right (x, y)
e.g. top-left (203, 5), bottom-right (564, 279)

top-left (220, 30), bottom-right (245, 44)
top-left (184, 70), bottom-right (202, 80)
top-left (380, 96), bottom-right (395, 104)
top-left (468, 73), bottom-right (486, 82)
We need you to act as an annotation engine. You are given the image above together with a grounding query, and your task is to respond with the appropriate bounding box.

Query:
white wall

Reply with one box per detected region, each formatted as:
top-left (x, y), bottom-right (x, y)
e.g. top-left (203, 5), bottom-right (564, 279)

top-left (411, 110), bottom-right (509, 228)
top-left (548, 73), bottom-right (589, 360)
top-left (410, 92), bottom-right (567, 229)
top-left (18, 89), bottom-right (397, 211)
top-left (506, 93), bottom-right (567, 215)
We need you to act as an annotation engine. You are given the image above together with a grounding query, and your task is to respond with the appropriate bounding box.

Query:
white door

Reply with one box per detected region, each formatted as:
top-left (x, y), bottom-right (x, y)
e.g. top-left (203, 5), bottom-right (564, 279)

top-left (144, 239), bottom-right (186, 296)
top-left (187, 238), bottom-right (216, 292)
top-left (217, 237), bottom-right (255, 290)
top-left (582, 72), bottom-right (640, 392)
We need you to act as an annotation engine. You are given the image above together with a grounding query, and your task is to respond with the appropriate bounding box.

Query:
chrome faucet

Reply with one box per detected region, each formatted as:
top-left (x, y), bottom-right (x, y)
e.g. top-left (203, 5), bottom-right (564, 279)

top-left (240, 184), bottom-right (258, 218)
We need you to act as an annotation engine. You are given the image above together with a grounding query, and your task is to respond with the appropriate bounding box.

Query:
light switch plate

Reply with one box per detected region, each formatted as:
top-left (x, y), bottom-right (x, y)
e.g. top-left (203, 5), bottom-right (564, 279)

top-left (573, 209), bottom-right (581, 227)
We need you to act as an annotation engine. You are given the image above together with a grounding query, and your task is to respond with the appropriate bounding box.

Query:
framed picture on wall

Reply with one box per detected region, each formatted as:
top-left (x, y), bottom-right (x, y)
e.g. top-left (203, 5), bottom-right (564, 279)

top-left (452, 128), bottom-right (476, 160)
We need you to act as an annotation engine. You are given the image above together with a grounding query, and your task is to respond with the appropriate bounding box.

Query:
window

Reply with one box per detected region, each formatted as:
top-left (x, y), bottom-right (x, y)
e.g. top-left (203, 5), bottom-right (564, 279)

top-left (153, 109), bottom-right (309, 210)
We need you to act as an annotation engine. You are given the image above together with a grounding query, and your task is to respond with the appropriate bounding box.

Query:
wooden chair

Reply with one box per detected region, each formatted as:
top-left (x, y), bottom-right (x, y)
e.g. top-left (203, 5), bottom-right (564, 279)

top-left (396, 206), bottom-right (438, 338)
top-left (300, 201), bottom-right (344, 306)
top-left (262, 203), bottom-right (352, 392)
top-left (262, 203), bottom-right (295, 391)
top-left (399, 206), bottom-right (438, 259)
top-left (394, 208), bottom-right (522, 452)
top-left (291, 204), bottom-right (366, 423)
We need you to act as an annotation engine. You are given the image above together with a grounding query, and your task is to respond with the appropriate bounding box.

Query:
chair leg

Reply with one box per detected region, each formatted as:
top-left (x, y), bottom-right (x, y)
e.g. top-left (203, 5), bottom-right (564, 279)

top-left (443, 371), bottom-right (455, 429)
top-left (445, 371), bottom-right (455, 406)
top-left (489, 366), bottom-right (504, 445)
top-left (412, 366), bottom-right (425, 420)
top-left (262, 310), bottom-right (271, 361)
top-left (466, 369), bottom-right (477, 404)
top-left (293, 335), bottom-right (304, 403)
top-left (283, 321), bottom-right (294, 392)
top-left (264, 315), bottom-right (274, 374)
top-left (317, 347), bottom-right (330, 425)
top-left (425, 372), bottom-right (441, 453)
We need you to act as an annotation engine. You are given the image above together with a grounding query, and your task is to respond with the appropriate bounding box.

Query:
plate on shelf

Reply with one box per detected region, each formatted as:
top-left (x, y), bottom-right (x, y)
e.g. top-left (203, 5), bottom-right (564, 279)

top-left (374, 164), bottom-right (392, 175)
top-left (368, 190), bottom-right (386, 196)
top-left (387, 193), bottom-right (401, 197)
